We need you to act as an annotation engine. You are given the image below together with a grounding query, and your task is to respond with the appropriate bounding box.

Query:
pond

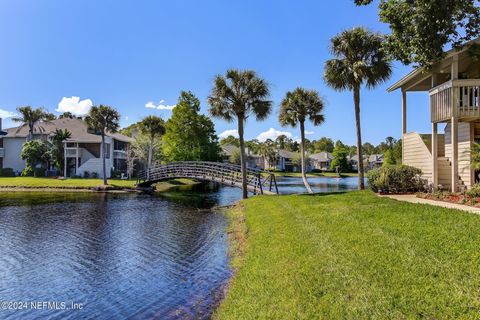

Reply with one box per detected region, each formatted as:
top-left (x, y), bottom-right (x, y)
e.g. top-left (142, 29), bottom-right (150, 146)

top-left (0, 176), bottom-right (360, 319)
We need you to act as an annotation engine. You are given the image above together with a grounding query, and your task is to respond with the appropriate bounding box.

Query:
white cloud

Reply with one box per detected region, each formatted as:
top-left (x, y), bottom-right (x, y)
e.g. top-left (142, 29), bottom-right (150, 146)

top-left (57, 96), bottom-right (93, 115)
top-left (0, 108), bottom-right (16, 119)
top-left (145, 100), bottom-right (176, 110)
top-left (305, 131), bottom-right (315, 135)
top-left (257, 128), bottom-right (294, 142)
top-left (219, 129), bottom-right (239, 139)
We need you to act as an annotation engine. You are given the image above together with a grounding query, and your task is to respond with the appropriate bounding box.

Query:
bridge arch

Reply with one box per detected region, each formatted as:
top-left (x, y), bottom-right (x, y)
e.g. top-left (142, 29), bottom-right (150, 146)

top-left (136, 161), bottom-right (278, 194)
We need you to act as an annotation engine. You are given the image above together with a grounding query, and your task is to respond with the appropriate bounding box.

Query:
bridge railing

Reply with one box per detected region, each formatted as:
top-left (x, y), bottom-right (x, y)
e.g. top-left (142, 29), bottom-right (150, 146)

top-left (137, 161), bottom-right (278, 194)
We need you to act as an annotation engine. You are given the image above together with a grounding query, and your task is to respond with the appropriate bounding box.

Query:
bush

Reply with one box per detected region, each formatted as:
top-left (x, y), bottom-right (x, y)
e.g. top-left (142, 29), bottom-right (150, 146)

top-left (0, 168), bottom-right (15, 177)
top-left (33, 168), bottom-right (46, 177)
top-left (91, 172), bottom-right (99, 178)
top-left (21, 166), bottom-right (34, 177)
top-left (83, 171), bottom-right (90, 179)
top-left (367, 165), bottom-right (426, 193)
top-left (466, 184), bottom-right (480, 198)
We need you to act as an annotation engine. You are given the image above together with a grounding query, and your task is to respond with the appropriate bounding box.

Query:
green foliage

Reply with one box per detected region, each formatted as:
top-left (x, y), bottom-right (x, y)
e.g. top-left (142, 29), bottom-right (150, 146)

top-left (51, 128), bottom-right (71, 170)
top-left (163, 91), bottom-right (221, 162)
top-left (362, 142), bottom-right (376, 155)
top-left (85, 105), bottom-right (120, 135)
top-left (91, 172), bottom-right (99, 179)
top-left (471, 142), bottom-right (480, 171)
top-left (313, 137), bottom-right (334, 153)
top-left (21, 166), bottom-right (34, 177)
top-left (382, 149), bottom-right (397, 166)
top-left (83, 171), bottom-right (90, 178)
top-left (466, 184), bottom-right (480, 198)
top-left (229, 148), bottom-right (241, 165)
top-left (12, 106), bottom-right (54, 139)
top-left (220, 135), bottom-right (240, 147)
top-left (356, 0), bottom-right (480, 67)
top-left (367, 165), bottom-right (426, 193)
top-left (131, 133), bottom-right (163, 165)
top-left (20, 140), bottom-right (49, 168)
top-left (291, 153), bottom-right (306, 168)
top-left (330, 143), bottom-right (351, 172)
top-left (0, 168), bottom-right (15, 177)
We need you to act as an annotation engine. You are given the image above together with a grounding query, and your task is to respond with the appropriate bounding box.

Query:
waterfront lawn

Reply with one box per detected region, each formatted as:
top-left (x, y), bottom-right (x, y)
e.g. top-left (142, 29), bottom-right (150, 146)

top-left (0, 177), bottom-right (137, 188)
top-left (216, 191), bottom-right (480, 319)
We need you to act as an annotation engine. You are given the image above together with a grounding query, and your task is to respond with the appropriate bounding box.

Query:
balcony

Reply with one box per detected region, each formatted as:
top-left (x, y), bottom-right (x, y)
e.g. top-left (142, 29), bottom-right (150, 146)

top-left (430, 79), bottom-right (480, 122)
top-left (113, 150), bottom-right (127, 159)
top-left (0, 148), bottom-right (4, 157)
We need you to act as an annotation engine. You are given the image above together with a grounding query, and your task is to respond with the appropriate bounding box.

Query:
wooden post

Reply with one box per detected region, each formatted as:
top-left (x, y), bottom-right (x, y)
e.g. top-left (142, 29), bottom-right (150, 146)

top-left (75, 143), bottom-right (79, 175)
top-left (64, 142), bottom-right (67, 177)
top-left (402, 90), bottom-right (407, 164)
top-left (451, 117), bottom-right (459, 192)
top-left (432, 122), bottom-right (438, 190)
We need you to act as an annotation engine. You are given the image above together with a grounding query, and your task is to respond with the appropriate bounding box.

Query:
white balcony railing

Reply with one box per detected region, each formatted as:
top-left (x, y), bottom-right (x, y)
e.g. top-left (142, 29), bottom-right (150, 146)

top-left (430, 79), bottom-right (480, 122)
top-left (113, 150), bottom-right (127, 159)
top-left (65, 147), bottom-right (79, 157)
top-left (0, 148), bottom-right (4, 157)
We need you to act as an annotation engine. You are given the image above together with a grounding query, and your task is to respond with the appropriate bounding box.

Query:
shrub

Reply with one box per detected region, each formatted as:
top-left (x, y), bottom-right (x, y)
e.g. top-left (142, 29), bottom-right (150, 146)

top-left (33, 168), bottom-right (46, 177)
top-left (0, 168), bottom-right (15, 177)
top-left (466, 184), bottom-right (480, 198)
top-left (367, 165), bottom-right (426, 193)
top-left (21, 166), bottom-right (34, 177)
top-left (91, 172), bottom-right (99, 178)
top-left (83, 171), bottom-right (90, 179)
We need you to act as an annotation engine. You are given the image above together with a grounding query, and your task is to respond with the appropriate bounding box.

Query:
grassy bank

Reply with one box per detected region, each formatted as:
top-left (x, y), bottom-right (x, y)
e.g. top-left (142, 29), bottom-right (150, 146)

top-left (0, 177), bottom-right (198, 191)
top-left (216, 191), bottom-right (480, 319)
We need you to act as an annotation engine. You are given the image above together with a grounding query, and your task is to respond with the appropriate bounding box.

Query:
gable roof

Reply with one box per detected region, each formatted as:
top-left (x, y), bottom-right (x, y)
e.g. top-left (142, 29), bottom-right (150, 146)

top-left (277, 149), bottom-right (298, 159)
top-left (4, 118), bottom-right (133, 143)
top-left (387, 37), bottom-right (480, 93)
top-left (310, 151), bottom-right (333, 161)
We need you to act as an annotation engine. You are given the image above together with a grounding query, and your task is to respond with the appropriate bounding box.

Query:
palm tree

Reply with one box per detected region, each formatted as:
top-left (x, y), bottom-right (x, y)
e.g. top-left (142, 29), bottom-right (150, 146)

top-left (85, 105), bottom-right (120, 185)
top-left (12, 106), bottom-right (52, 140)
top-left (208, 69), bottom-right (272, 199)
top-left (138, 115), bottom-right (165, 179)
top-left (279, 88), bottom-right (325, 193)
top-left (324, 27), bottom-right (392, 190)
top-left (51, 128), bottom-right (72, 172)
top-left (257, 142), bottom-right (276, 169)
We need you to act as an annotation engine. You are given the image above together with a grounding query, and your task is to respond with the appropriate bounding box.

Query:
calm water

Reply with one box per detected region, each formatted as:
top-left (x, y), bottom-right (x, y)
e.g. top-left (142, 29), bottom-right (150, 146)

top-left (276, 176), bottom-right (361, 194)
top-left (0, 176), bottom-right (359, 320)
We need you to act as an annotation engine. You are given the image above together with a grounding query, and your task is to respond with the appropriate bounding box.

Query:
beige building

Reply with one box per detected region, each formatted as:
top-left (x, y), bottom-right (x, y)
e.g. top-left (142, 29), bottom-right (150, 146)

top-left (389, 40), bottom-right (480, 191)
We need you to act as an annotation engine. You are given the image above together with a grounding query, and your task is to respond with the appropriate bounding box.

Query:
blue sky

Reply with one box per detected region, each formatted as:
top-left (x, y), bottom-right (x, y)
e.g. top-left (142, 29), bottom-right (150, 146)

top-left (0, 0), bottom-right (431, 145)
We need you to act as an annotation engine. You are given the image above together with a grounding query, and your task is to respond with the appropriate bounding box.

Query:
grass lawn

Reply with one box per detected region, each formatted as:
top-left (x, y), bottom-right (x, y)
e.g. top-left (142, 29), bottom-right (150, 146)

top-left (216, 191), bottom-right (480, 319)
top-left (0, 177), bottom-right (197, 190)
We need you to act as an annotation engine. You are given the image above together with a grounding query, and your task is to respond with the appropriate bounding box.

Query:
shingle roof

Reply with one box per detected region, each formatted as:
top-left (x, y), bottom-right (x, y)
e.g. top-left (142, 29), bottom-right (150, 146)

top-left (4, 118), bottom-right (133, 143)
top-left (310, 151), bottom-right (333, 161)
top-left (277, 149), bottom-right (298, 159)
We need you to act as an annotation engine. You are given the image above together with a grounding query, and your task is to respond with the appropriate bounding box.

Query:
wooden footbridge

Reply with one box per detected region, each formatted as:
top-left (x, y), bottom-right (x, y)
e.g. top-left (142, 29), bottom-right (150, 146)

top-left (136, 161), bottom-right (278, 195)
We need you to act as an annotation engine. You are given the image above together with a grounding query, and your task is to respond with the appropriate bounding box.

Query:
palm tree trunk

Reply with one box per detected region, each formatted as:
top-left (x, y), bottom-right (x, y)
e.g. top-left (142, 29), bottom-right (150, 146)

top-left (101, 133), bottom-right (108, 185)
top-left (238, 116), bottom-right (248, 199)
top-left (147, 133), bottom-right (154, 180)
top-left (300, 121), bottom-right (313, 193)
top-left (354, 86), bottom-right (365, 190)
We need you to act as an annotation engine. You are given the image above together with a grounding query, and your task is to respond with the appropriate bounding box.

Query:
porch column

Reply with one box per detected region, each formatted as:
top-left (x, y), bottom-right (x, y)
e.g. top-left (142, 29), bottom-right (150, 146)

top-left (432, 123), bottom-right (438, 190)
top-left (64, 142), bottom-right (67, 177)
top-left (451, 117), bottom-right (459, 192)
top-left (402, 90), bottom-right (407, 164)
top-left (75, 143), bottom-right (79, 174)
top-left (451, 55), bottom-right (459, 80)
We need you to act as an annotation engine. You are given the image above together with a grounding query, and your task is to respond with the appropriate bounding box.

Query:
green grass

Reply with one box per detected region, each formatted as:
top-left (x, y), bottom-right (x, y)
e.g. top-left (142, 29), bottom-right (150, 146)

top-left (0, 177), bottom-right (197, 190)
top-left (216, 191), bottom-right (480, 319)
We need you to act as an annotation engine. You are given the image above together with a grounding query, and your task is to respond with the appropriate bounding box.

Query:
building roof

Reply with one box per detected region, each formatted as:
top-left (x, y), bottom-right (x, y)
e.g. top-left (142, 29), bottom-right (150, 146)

top-left (277, 149), bottom-right (298, 159)
top-left (350, 154), bottom-right (384, 163)
top-left (4, 118), bottom-right (133, 143)
top-left (310, 151), bottom-right (333, 161)
top-left (387, 37), bottom-right (480, 92)
top-left (221, 144), bottom-right (261, 158)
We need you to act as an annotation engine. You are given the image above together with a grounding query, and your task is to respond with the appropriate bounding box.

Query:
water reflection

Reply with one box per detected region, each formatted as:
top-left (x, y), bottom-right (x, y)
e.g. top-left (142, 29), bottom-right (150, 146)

top-left (0, 192), bottom-right (231, 320)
